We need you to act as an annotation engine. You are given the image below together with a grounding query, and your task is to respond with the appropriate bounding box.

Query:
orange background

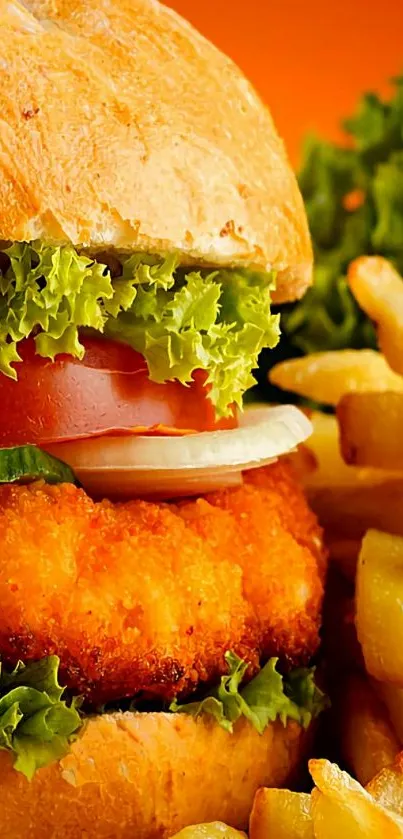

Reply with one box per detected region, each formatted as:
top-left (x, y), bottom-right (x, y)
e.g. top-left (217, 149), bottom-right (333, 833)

top-left (168, 0), bottom-right (403, 165)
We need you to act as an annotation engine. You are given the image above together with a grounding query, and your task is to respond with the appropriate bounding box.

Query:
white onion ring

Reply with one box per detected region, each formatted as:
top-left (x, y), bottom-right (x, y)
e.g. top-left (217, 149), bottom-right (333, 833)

top-left (45, 405), bottom-right (312, 499)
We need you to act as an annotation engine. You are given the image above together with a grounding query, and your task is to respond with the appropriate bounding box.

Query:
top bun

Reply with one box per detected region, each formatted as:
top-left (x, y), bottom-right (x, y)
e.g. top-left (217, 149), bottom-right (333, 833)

top-left (0, 0), bottom-right (312, 302)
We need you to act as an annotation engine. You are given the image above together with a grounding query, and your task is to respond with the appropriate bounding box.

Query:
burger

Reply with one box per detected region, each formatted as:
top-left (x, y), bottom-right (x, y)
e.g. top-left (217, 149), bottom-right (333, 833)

top-left (0, 0), bottom-right (327, 836)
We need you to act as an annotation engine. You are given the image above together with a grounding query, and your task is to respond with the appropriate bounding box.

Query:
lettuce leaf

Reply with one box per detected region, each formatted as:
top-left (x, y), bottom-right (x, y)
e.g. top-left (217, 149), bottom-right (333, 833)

top-left (282, 136), bottom-right (375, 356)
top-left (106, 269), bottom-right (280, 415)
top-left (170, 651), bottom-right (327, 734)
top-left (0, 656), bottom-right (82, 780)
top-left (1, 652), bottom-right (326, 779)
top-left (266, 77), bottom-right (403, 375)
top-left (0, 243), bottom-right (279, 416)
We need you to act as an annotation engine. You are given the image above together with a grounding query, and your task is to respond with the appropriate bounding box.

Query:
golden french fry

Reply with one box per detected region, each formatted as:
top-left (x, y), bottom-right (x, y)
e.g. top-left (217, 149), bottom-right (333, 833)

top-left (337, 673), bottom-right (400, 786)
top-left (338, 391), bottom-right (403, 469)
top-left (249, 788), bottom-right (313, 839)
top-left (348, 256), bottom-right (403, 377)
top-left (309, 759), bottom-right (403, 838)
top-left (303, 412), bottom-right (351, 489)
top-left (356, 530), bottom-right (403, 685)
top-left (375, 681), bottom-right (403, 745)
top-left (303, 412), bottom-right (352, 488)
top-left (284, 444), bottom-right (318, 481)
top-left (270, 350), bottom-right (403, 405)
top-left (170, 825), bottom-right (246, 839)
top-left (309, 481), bottom-right (403, 540)
top-left (301, 412), bottom-right (396, 491)
top-left (367, 753), bottom-right (403, 817)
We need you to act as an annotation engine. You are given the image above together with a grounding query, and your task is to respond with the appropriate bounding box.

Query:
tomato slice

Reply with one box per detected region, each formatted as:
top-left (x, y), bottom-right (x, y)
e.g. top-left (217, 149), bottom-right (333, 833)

top-left (0, 337), bottom-right (237, 446)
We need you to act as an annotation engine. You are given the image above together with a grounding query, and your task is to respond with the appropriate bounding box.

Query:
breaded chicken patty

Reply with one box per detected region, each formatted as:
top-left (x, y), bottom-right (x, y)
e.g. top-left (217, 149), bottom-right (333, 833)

top-left (0, 462), bottom-right (326, 706)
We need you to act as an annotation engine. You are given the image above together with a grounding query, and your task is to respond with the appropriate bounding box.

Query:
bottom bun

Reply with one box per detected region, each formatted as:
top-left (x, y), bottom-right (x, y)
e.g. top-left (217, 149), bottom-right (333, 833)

top-left (0, 712), bottom-right (310, 838)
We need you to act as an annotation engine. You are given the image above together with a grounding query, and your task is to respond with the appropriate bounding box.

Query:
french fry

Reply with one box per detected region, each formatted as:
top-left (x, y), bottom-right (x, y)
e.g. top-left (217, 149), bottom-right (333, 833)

top-left (309, 481), bottom-right (403, 540)
top-left (249, 788), bottom-right (313, 839)
top-left (300, 412), bottom-right (396, 491)
top-left (348, 256), bottom-right (403, 377)
top-left (356, 530), bottom-right (403, 685)
top-left (303, 412), bottom-right (352, 489)
top-left (374, 681), bottom-right (403, 745)
top-left (170, 825), bottom-right (246, 839)
top-left (284, 444), bottom-right (318, 482)
top-left (338, 392), bottom-right (403, 469)
top-left (309, 759), bottom-right (403, 838)
top-left (337, 673), bottom-right (400, 786)
top-left (270, 350), bottom-right (403, 406)
top-left (367, 752), bottom-right (403, 817)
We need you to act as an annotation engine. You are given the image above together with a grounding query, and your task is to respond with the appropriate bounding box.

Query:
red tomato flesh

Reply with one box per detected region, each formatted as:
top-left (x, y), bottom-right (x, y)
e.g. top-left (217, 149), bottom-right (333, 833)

top-left (0, 337), bottom-right (236, 446)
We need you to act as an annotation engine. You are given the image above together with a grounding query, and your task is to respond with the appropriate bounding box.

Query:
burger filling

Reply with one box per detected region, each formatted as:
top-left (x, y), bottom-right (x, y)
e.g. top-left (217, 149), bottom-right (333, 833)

top-left (0, 241), bottom-right (327, 780)
top-left (0, 241), bottom-right (280, 416)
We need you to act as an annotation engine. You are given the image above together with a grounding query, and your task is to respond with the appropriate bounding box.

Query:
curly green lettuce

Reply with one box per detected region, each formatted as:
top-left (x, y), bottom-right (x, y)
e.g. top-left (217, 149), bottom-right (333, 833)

top-left (0, 243), bottom-right (279, 416)
top-left (0, 656), bottom-right (82, 780)
top-left (283, 76), bottom-right (403, 357)
top-left (170, 651), bottom-right (327, 734)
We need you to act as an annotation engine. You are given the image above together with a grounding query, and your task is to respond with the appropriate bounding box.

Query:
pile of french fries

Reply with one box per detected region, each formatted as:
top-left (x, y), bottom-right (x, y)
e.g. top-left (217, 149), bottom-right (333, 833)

top-left (170, 256), bottom-right (403, 837)
top-left (171, 754), bottom-right (403, 838)
top-left (269, 255), bottom-right (403, 836)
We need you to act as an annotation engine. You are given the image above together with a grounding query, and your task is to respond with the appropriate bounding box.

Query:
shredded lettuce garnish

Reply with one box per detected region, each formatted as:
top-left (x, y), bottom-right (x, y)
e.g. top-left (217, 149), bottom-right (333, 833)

top-left (170, 651), bottom-right (327, 734)
top-left (282, 76), bottom-right (403, 357)
top-left (0, 243), bottom-right (279, 416)
top-left (0, 656), bottom-right (82, 780)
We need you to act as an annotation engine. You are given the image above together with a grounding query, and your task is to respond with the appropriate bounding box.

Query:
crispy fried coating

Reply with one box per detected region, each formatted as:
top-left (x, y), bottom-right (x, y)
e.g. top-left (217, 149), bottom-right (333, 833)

top-left (0, 462), bottom-right (326, 705)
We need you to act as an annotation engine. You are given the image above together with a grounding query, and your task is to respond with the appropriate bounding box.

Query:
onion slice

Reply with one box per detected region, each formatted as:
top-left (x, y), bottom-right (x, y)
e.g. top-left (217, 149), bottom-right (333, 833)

top-left (45, 405), bottom-right (312, 499)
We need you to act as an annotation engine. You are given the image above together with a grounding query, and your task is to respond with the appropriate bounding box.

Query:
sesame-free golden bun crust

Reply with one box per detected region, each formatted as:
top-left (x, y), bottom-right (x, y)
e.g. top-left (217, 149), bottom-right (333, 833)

top-left (0, 0), bottom-right (312, 303)
top-left (0, 712), bottom-right (310, 838)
